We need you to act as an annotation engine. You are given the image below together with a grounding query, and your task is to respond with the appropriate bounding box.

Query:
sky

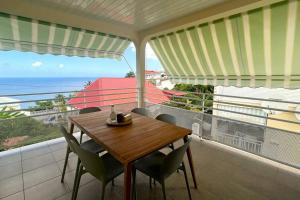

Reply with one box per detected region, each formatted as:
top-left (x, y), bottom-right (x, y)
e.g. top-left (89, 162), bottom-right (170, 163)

top-left (0, 42), bottom-right (163, 78)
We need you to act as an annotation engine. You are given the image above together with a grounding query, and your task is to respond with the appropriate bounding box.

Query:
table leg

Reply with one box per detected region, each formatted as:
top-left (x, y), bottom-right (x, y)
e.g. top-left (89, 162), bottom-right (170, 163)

top-left (69, 123), bottom-right (74, 134)
top-left (184, 136), bottom-right (198, 189)
top-left (124, 162), bottom-right (133, 200)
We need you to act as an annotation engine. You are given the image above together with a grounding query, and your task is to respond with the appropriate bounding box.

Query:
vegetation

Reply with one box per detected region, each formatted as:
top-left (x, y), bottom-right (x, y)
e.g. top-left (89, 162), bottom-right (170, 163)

top-left (29, 94), bottom-right (67, 112)
top-left (84, 80), bottom-right (92, 88)
top-left (54, 94), bottom-right (67, 112)
top-left (29, 100), bottom-right (54, 111)
top-left (0, 117), bottom-right (64, 151)
top-left (164, 84), bottom-right (214, 113)
top-left (0, 106), bottom-right (24, 119)
top-left (0, 94), bottom-right (69, 151)
top-left (125, 71), bottom-right (135, 78)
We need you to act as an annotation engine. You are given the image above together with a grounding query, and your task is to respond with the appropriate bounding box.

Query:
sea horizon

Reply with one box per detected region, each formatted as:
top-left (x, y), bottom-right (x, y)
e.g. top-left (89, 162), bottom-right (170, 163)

top-left (0, 77), bottom-right (101, 108)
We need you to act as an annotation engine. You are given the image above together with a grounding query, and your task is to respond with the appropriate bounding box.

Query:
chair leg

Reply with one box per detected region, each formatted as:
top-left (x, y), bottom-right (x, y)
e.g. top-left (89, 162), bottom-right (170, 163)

top-left (111, 178), bottom-right (115, 186)
top-left (61, 146), bottom-right (71, 183)
top-left (73, 158), bottom-right (81, 188)
top-left (182, 163), bottom-right (192, 200)
top-left (101, 183), bottom-right (106, 200)
top-left (149, 177), bottom-right (152, 189)
top-left (72, 165), bottom-right (83, 200)
top-left (161, 180), bottom-right (167, 200)
top-left (79, 131), bottom-right (84, 143)
top-left (170, 143), bottom-right (175, 151)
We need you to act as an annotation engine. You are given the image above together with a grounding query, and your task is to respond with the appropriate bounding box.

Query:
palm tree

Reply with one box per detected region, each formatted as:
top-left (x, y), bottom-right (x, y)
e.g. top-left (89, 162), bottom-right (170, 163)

top-left (0, 106), bottom-right (24, 119)
top-left (84, 80), bottom-right (92, 88)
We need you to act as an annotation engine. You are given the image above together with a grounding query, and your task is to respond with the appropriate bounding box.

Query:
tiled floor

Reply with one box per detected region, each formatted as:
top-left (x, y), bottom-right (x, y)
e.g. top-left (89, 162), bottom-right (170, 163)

top-left (0, 135), bottom-right (299, 200)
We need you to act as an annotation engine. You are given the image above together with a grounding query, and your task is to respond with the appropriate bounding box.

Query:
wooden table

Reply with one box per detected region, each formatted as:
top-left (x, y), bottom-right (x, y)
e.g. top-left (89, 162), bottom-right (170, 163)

top-left (69, 111), bottom-right (197, 200)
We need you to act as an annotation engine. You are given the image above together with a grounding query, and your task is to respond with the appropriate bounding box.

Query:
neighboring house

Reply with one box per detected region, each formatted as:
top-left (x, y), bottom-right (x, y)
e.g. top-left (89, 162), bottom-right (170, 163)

top-left (262, 112), bottom-right (300, 167)
top-left (145, 70), bottom-right (175, 90)
top-left (145, 70), bottom-right (162, 80)
top-left (68, 77), bottom-right (170, 109)
top-left (211, 86), bottom-right (300, 158)
top-left (156, 79), bottom-right (175, 90)
top-left (0, 97), bottom-right (21, 110)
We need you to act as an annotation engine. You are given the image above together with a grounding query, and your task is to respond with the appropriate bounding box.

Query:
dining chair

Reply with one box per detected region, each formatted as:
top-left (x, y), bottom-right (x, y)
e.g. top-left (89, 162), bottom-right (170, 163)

top-left (60, 126), bottom-right (105, 183)
top-left (131, 107), bottom-right (147, 116)
top-left (69, 139), bottom-right (124, 200)
top-left (79, 107), bottom-right (101, 143)
top-left (155, 114), bottom-right (176, 151)
top-left (132, 139), bottom-right (192, 200)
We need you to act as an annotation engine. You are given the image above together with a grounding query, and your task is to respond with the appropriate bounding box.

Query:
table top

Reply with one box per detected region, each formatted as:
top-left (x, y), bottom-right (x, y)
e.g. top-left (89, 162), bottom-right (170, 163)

top-left (69, 111), bottom-right (191, 164)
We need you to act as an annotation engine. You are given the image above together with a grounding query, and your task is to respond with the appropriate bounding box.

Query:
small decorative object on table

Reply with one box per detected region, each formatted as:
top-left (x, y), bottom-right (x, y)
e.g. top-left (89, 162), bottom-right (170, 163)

top-left (110, 105), bottom-right (117, 122)
top-left (106, 111), bottom-right (132, 126)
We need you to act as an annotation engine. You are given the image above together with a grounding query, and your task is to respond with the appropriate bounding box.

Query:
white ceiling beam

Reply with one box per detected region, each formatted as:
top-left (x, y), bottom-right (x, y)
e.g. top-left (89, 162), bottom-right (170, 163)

top-left (0, 0), bottom-right (138, 41)
top-left (139, 0), bottom-right (284, 40)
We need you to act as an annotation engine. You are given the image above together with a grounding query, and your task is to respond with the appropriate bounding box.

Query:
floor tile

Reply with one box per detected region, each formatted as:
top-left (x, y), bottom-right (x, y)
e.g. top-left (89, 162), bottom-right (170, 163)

top-left (0, 191), bottom-right (24, 200)
top-left (0, 175), bottom-right (23, 199)
top-left (0, 162), bottom-right (22, 181)
top-left (52, 148), bottom-right (75, 162)
top-left (22, 152), bottom-right (56, 172)
top-left (48, 141), bottom-right (67, 152)
top-left (24, 176), bottom-right (68, 200)
top-left (63, 170), bottom-right (96, 189)
top-left (57, 156), bottom-right (78, 173)
top-left (23, 163), bottom-right (61, 189)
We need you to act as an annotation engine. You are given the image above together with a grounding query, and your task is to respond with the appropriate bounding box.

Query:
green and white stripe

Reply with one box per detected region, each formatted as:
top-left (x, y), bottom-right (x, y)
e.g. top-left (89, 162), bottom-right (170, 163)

top-left (150, 0), bottom-right (300, 88)
top-left (0, 12), bottom-right (130, 59)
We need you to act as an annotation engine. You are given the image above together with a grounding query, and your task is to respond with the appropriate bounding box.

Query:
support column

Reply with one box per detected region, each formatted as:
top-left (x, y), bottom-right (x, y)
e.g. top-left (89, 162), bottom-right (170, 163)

top-left (135, 39), bottom-right (146, 108)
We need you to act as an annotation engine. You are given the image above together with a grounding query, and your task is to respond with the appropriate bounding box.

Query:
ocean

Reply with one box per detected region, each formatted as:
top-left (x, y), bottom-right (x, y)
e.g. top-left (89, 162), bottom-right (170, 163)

top-left (0, 77), bottom-right (98, 108)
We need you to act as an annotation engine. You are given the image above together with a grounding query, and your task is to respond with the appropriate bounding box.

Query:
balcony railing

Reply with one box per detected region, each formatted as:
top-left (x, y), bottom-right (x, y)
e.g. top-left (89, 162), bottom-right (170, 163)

top-left (0, 88), bottom-right (138, 150)
top-left (1, 87), bottom-right (300, 169)
top-left (144, 88), bottom-right (300, 169)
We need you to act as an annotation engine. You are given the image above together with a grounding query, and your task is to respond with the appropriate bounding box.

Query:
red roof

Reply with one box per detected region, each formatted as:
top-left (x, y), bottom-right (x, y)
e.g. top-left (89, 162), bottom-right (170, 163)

top-left (145, 70), bottom-right (160, 75)
top-left (163, 90), bottom-right (187, 96)
top-left (68, 78), bottom-right (169, 109)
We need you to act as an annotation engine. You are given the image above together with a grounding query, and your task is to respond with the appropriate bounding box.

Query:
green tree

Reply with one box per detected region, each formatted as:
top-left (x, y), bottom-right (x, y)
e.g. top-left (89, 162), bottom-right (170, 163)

top-left (125, 71), bottom-right (135, 78)
top-left (54, 94), bottom-right (67, 112)
top-left (30, 100), bottom-right (54, 111)
top-left (166, 84), bottom-right (214, 113)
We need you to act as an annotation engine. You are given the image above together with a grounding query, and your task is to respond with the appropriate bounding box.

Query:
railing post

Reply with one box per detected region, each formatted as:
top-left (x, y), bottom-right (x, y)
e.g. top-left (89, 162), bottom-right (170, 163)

top-left (202, 93), bottom-right (205, 112)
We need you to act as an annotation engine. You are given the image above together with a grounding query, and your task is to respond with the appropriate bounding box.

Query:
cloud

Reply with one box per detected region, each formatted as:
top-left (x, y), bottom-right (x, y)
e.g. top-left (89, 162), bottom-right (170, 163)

top-left (145, 43), bottom-right (158, 60)
top-left (32, 61), bottom-right (43, 67)
top-left (129, 42), bottom-right (135, 52)
top-left (128, 42), bottom-right (158, 60)
top-left (58, 64), bottom-right (64, 68)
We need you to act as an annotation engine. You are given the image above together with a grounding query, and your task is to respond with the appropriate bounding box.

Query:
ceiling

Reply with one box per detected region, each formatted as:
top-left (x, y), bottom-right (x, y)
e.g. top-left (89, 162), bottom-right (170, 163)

top-left (27, 0), bottom-right (227, 31)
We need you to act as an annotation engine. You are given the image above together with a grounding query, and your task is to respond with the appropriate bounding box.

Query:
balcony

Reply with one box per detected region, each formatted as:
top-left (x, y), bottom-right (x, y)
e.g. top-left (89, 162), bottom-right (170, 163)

top-left (1, 1), bottom-right (300, 199)
top-left (1, 133), bottom-right (300, 200)
top-left (0, 89), bottom-right (300, 200)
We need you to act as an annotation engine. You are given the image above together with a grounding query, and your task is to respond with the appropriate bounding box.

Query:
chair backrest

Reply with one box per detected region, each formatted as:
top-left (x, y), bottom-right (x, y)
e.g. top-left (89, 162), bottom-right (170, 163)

top-left (60, 126), bottom-right (79, 153)
top-left (161, 139), bottom-right (191, 179)
top-left (156, 114), bottom-right (176, 124)
top-left (131, 107), bottom-right (147, 116)
top-left (79, 107), bottom-right (101, 114)
top-left (69, 139), bottom-right (106, 182)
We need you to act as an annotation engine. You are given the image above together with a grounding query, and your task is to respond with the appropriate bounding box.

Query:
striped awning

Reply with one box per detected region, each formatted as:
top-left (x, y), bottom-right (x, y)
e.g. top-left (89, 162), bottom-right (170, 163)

top-left (150, 0), bottom-right (300, 88)
top-left (0, 12), bottom-right (130, 59)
